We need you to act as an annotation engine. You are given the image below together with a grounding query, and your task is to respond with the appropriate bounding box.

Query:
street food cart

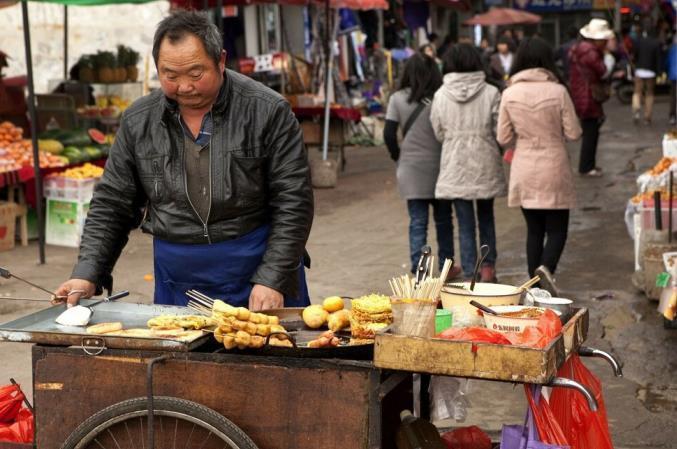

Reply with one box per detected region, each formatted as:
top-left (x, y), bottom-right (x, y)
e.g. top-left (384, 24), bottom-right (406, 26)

top-left (0, 296), bottom-right (622, 449)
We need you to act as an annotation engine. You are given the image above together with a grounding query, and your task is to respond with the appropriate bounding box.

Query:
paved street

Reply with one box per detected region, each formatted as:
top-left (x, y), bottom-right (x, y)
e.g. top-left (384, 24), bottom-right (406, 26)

top-left (0, 98), bottom-right (675, 447)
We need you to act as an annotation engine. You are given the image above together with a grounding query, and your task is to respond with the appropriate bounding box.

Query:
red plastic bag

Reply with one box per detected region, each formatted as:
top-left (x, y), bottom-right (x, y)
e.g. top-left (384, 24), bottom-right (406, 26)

top-left (0, 385), bottom-right (24, 423)
top-left (437, 327), bottom-right (511, 345)
top-left (524, 385), bottom-right (569, 446)
top-left (550, 355), bottom-right (613, 449)
top-left (441, 426), bottom-right (492, 449)
top-left (0, 408), bottom-right (33, 443)
top-left (505, 309), bottom-right (563, 348)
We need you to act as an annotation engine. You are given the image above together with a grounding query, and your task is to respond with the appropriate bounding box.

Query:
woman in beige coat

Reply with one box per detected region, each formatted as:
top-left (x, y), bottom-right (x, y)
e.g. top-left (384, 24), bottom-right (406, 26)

top-left (497, 37), bottom-right (582, 293)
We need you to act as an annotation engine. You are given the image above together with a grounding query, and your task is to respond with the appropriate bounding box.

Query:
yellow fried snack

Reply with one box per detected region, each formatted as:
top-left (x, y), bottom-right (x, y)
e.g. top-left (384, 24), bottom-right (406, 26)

top-left (236, 307), bottom-right (251, 321)
top-left (245, 322), bottom-right (258, 335)
top-left (213, 300), bottom-right (237, 316)
top-left (328, 309), bottom-right (350, 332)
top-left (214, 326), bottom-right (224, 343)
top-left (268, 316), bottom-right (280, 325)
top-left (250, 335), bottom-right (265, 349)
top-left (234, 330), bottom-right (251, 347)
top-left (323, 296), bottom-right (345, 313)
top-left (223, 334), bottom-right (237, 350)
top-left (256, 324), bottom-right (271, 337)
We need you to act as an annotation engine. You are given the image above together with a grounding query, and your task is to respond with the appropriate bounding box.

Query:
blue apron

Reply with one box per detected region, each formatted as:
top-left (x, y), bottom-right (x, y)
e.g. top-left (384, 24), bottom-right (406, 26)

top-left (153, 225), bottom-right (310, 307)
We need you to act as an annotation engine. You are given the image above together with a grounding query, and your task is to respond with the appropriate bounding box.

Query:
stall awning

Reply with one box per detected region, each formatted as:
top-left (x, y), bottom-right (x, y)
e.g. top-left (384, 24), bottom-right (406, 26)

top-left (170, 0), bottom-right (388, 10)
top-left (30, 0), bottom-right (158, 5)
top-left (463, 7), bottom-right (541, 26)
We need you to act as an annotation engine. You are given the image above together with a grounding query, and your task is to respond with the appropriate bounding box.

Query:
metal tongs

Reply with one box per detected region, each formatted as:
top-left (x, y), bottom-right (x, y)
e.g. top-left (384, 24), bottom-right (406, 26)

top-left (0, 266), bottom-right (83, 302)
top-left (414, 246), bottom-right (433, 288)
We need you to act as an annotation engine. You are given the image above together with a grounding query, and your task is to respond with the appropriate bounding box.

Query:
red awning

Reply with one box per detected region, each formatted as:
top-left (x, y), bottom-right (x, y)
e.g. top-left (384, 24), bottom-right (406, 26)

top-left (463, 7), bottom-right (541, 26)
top-left (171, 0), bottom-right (387, 10)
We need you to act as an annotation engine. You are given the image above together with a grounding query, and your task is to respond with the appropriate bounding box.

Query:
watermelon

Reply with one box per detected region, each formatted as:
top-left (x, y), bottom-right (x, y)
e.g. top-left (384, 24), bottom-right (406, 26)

top-left (60, 130), bottom-right (92, 147)
top-left (88, 128), bottom-right (106, 145)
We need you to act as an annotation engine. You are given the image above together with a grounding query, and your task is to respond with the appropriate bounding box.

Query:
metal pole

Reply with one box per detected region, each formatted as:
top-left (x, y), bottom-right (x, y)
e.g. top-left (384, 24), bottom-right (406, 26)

top-left (614, 0), bottom-right (621, 32)
top-left (216, 0), bottom-right (223, 34)
top-left (321, 0), bottom-right (331, 161)
top-left (377, 10), bottom-right (384, 47)
top-left (21, 0), bottom-right (46, 264)
top-left (63, 5), bottom-right (68, 79)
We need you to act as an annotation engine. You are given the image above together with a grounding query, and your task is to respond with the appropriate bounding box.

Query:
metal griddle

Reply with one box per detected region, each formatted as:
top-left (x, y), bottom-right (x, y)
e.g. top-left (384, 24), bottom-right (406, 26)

top-left (0, 301), bottom-right (211, 352)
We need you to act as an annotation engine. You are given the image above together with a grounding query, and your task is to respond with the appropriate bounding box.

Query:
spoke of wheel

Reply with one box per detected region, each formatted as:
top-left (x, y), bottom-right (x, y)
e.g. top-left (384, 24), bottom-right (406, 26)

top-left (107, 428), bottom-right (122, 449)
top-left (173, 417), bottom-right (178, 449)
top-left (197, 431), bottom-right (213, 449)
top-left (93, 439), bottom-right (106, 449)
top-left (124, 421), bottom-right (136, 449)
top-left (139, 416), bottom-right (145, 449)
top-left (182, 423), bottom-right (196, 449)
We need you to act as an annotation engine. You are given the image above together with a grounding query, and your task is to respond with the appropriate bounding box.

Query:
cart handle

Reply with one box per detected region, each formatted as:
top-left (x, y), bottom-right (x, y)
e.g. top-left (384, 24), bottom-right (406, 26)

top-left (578, 346), bottom-right (623, 377)
top-left (546, 377), bottom-right (598, 412)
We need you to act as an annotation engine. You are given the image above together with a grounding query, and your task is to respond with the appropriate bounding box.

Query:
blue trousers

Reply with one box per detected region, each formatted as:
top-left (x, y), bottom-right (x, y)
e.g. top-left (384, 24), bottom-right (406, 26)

top-left (407, 199), bottom-right (454, 273)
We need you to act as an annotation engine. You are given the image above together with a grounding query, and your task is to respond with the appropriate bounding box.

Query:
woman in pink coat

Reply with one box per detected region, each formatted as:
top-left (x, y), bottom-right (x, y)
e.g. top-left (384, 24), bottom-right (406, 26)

top-left (497, 37), bottom-right (582, 294)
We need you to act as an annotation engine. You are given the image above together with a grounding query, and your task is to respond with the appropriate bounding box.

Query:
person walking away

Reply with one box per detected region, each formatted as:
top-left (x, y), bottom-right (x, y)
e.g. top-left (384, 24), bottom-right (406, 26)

top-left (632, 24), bottom-right (663, 125)
top-left (667, 35), bottom-right (677, 125)
top-left (383, 54), bottom-right (461, 279)
top-left (569, 18), bottom-right (613, 177)
top-left (555, 26), bottom-right (580, 82)
top-left (489, 36), bottom-right (515, 90)
top-left (497, 37), bottom-right (582, 296)
top-left (431, 44), bottom-right (507, 282)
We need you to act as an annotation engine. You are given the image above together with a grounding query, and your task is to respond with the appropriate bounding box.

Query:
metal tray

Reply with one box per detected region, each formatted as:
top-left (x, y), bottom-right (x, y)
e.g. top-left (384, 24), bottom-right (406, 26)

top-left (0, 301), bottom-right (211, 352)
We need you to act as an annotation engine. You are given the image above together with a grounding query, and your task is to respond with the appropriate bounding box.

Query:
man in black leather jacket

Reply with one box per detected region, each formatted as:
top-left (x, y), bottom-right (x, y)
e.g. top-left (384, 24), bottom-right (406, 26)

top-left (55, 10), bottom-right (314, 311)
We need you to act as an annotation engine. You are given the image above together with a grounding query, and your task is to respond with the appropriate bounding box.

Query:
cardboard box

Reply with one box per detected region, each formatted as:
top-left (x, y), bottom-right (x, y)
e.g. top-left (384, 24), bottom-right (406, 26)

top-left (0, 202), bottom-right (17, 252)
top-left (46, 199), bottom-right (89, 248)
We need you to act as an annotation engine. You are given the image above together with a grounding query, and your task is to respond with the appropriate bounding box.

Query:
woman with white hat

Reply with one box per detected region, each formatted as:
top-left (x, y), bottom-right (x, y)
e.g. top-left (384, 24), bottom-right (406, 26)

top-left (568, 18), bottom-right (614, 177)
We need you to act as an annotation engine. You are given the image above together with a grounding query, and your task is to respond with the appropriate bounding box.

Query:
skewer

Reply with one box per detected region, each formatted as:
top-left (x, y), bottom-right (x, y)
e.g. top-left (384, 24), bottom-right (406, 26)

top-left (187, 301), bottom-right (212, 316)
top-left (186, 290), bottom-right (216, 307)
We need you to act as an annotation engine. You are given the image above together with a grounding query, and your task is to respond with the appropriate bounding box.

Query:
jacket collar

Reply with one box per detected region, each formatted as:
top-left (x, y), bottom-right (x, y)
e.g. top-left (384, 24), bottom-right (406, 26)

top-left (161, 70), bottom-right (230, 122)
top-left (509, 68), bottom-right (558, 84)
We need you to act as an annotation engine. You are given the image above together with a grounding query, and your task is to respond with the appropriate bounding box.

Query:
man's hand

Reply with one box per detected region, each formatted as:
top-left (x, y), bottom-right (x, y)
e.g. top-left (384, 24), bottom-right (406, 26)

top-left (54, 279), bottom-right (96, 307)
top-left (248, 284), bottom-right (283, 311)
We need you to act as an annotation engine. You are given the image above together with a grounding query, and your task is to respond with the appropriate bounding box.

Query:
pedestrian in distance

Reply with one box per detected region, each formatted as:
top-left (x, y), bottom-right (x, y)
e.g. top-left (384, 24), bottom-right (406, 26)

top-left (431, 44), bottom-right (507, 283)
top-left (497, 36), bottom-right (582, 296)
top-left (568, 18), bottom-right (613, 177)
top-left (383, 53), bottom-right (461, 280)
top-left (555, 25), bottom-right (580, 82)
top-left (632, 21), bottom-right (663, 125)
top-left (667, 35), bottom-right (677, 126)
top-left (489, 36), bottom-right (515, 90)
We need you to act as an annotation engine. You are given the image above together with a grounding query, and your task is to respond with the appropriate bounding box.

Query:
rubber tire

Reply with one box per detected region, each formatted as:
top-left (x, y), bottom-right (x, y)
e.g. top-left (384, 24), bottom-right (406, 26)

top-left (617, 84), bottom-right (634, 104)
top-left (61, 396), bottom-right (259, 449)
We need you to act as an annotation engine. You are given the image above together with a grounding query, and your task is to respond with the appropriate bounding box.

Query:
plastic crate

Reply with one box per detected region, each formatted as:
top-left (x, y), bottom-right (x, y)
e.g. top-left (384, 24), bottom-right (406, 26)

top-left (45, 199), bottom-right (89, 248)
top-left (0, 202), bottom-right (17, 252)
top-left (43, 176), bottom-right (97, 203)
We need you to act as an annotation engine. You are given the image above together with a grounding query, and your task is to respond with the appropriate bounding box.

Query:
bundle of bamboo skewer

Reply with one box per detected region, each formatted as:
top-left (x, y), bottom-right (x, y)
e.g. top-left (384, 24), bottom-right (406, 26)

top-left (387, 258), bottom-right (453, 337)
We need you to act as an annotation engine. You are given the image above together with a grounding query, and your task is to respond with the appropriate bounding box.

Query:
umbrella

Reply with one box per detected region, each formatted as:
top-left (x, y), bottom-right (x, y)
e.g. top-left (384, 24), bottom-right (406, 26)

top-left (463, 7), bottom-right (541, 26)
top-left (171, 0), bottom-right (387, 10)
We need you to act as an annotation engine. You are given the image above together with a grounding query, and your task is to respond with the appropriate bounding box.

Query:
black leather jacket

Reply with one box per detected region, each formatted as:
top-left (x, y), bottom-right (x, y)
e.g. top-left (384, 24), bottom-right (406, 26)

top-left (72, 70), bottom-right (314, 298)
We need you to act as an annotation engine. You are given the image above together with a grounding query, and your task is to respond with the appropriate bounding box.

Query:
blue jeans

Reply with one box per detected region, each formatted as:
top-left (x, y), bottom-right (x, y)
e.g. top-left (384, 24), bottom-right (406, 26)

top-left (407, 199), bottom-right (454, 273)
top-left (453, 199), bottom-right (497, 278)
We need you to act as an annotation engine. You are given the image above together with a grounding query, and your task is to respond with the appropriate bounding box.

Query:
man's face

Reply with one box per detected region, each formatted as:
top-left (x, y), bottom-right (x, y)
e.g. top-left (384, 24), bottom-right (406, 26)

top-left (158, 33), bottom-right (226, 111)
top-left (594, 39), bottom-right (608, 50)
top-left (497, 43), bottom-right (509, 55)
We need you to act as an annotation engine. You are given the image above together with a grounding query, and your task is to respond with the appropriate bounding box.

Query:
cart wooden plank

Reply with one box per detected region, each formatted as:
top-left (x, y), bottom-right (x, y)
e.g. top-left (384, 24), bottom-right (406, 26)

top-left (32, 346), bottom-right (410, 449)
top-left (373, 333), bottom-right (565, 383)
top-left (562, 308), bottom-right (589, 357)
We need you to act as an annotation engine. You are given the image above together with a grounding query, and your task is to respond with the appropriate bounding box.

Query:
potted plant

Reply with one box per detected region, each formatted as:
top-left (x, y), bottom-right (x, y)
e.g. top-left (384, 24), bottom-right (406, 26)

top-left (116, 45), bottom-right (129, 83)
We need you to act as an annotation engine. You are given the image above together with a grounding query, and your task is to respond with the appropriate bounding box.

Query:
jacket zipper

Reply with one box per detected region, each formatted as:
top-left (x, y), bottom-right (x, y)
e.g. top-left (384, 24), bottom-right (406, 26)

top-left (179, 112), bottom-right (212, 244)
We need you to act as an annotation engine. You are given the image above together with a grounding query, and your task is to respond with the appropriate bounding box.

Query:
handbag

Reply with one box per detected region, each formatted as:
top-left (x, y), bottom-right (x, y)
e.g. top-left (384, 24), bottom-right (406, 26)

top-left (500, 386), bottom-right (570, 449)
top-left (590, 82), bottom-right (611, 103)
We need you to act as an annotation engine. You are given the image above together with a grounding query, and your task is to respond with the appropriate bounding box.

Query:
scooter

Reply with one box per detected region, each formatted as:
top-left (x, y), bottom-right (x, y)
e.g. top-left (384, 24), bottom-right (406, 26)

top-left (612, 62), bottom-right (634, 104)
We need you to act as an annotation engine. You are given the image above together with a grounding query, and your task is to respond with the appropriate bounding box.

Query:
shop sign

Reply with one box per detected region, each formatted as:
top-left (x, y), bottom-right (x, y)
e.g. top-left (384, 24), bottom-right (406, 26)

top-left (514, 0), bottom-right (593, 11)
top-left (484, 0), bottom-right (505, 7)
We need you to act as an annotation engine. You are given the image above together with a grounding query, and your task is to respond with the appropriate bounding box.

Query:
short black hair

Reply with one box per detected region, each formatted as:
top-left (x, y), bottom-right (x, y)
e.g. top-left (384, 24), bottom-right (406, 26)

top-left (510, 36), bottom-right (565, 84)
top-left (399, 53), bottom-right (443, 103)
top-left (443, 43), bottom-right (484, 74)
top-left (152, 10), bottom-right (223, 68)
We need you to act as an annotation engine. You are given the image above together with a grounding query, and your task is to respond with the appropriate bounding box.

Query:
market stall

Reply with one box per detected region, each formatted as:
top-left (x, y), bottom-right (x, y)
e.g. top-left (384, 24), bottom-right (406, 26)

top-left (0, 254), bottom-right (622, 448)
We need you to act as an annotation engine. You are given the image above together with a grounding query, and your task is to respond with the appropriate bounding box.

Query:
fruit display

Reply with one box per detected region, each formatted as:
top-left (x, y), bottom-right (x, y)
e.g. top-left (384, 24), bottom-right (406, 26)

top-left (38, 139), bottom-right (64, 155)
top-left (646, 157), bottom-right (676, 176)
top-left (210, 300), bottom-right (291, 350)
top-left (76, 46), bottom-right (140, 84)
top-left (302, 296), bottom-right (350, 332)
top-left (0, 121), bottom-right (23, 148)
top-left (60, 163), bottom-right (104, 179)
top-left (3, 140), bottom-right (68, 169)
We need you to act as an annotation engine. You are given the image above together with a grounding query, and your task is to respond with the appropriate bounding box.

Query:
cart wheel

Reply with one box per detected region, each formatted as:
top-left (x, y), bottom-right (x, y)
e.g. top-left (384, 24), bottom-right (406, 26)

top-left (60, 396), bottom-right (258, 449)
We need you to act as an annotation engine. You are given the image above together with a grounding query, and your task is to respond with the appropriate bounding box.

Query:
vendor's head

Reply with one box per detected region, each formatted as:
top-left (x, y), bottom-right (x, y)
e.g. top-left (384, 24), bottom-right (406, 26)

top-left (152, 10), bottom-right (226, 111)
top-left (579, 18), bottom-right (614, 50)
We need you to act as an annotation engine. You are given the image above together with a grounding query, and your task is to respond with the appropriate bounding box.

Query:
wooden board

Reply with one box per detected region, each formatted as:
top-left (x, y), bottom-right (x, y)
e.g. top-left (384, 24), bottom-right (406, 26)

top-left (561, 308), bottom-right (589, 357)
top-left (32, 346), bottom-right (409, 449)
top-left (373, 333), bottom-right (565, 384)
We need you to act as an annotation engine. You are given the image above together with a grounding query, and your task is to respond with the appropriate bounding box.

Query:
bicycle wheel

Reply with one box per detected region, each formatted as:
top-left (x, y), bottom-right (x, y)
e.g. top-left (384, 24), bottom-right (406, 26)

top-left (61, 396), bottom-right (259, 449)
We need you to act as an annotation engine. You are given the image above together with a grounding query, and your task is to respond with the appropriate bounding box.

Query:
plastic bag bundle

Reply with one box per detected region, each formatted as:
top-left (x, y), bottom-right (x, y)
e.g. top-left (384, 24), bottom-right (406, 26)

top-left (550, 356), bottom-right (613, 449)
top-left (441, 426), bottom-right (492, 449)
top-left (0, 384), bottom-right (33, 443)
